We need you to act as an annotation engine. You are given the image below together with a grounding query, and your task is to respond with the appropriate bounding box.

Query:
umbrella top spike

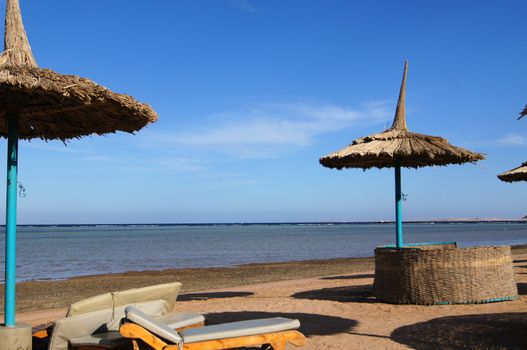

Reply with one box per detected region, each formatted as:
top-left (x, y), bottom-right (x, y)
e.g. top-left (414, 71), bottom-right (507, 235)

top-left (390, 60), bottom-right (408, 131)
top-left (0, 0), bottom-right (36, 67)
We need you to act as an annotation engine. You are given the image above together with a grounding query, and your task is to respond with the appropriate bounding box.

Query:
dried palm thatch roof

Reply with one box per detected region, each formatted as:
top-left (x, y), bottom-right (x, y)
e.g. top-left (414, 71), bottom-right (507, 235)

top-left (319, 61), bottom-right (485, 170)
top-left (497, 162), bottom-right (527, 183)
top-left (0, 0), bottom-right (157, 141)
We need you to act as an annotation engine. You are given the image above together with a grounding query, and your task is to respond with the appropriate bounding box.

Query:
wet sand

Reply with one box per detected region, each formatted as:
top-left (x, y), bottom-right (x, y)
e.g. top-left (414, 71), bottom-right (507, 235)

top-left (5, 244), bottom-right (527, 349)
top-left (5, 256), bottom-right (375, 313)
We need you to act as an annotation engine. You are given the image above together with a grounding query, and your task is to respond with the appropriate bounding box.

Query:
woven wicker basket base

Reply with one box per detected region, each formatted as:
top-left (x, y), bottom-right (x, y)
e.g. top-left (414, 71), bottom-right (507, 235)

top-left (373, 245), bottom-right (518, 305)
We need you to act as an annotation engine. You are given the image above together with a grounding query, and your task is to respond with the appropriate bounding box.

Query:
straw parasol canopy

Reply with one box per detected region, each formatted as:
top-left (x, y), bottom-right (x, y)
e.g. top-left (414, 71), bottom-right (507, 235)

top-left (497, 162), bottom-right (527, 182)
top-left (320, 61), bottom-right (485, 170)
top-left (0, 0), bottom-right (158, 141)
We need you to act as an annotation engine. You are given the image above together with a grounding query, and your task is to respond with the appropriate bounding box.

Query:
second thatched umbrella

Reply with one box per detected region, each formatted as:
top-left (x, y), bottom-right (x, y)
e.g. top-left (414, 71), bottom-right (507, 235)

top-left (498, 162), bottom-right (527, 183)
top-left (320, 61), bottom-right (485, 248)
top-left (0, 0), bottom-right (157, 328)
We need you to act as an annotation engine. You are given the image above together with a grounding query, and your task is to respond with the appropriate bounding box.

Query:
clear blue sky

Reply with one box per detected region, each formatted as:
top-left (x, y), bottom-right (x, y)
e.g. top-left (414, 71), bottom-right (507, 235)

top-left (2, 0), bottom-right (527, 224)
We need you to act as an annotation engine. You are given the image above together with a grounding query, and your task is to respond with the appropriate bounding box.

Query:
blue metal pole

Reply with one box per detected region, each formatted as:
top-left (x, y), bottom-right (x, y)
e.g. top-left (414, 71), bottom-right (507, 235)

top-left (395, 164), bottom-right (403, 248)
top-left (4, 117), bottom-right (18, 327)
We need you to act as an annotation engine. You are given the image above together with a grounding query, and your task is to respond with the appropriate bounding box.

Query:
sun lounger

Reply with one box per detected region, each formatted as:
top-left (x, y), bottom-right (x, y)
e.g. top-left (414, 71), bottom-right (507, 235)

top-left (67, 282), bottom-right (183, 317)
top-left (34, 283), bottom-right (205, 350)
top-left (120, 306), bottom-right (306, 350)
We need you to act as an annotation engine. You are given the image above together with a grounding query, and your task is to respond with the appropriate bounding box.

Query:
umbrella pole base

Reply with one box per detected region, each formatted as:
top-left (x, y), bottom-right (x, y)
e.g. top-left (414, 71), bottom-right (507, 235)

top-left (0, 323), bottom-right (32, 350)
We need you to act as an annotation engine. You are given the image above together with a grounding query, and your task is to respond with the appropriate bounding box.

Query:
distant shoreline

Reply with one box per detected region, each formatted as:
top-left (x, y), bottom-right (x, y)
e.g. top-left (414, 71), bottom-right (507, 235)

top-left (7, 219), bottom-right (527, 228)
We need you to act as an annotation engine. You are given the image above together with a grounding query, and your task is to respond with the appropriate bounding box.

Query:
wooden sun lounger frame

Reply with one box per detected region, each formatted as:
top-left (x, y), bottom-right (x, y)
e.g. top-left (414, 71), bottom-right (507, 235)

top-left (120, 321), bottom-right (306, 350)
top-left (32, 321), bottom-right (206, 350)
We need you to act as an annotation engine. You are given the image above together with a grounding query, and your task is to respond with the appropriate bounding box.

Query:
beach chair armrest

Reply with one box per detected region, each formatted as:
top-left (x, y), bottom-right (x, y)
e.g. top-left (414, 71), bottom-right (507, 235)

top-left (125, 306), bottom-right (183, 344)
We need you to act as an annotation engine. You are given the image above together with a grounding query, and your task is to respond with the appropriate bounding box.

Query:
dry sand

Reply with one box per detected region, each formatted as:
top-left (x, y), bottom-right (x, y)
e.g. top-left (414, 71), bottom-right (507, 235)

top-left (7, 245), bottom-right (527, 349)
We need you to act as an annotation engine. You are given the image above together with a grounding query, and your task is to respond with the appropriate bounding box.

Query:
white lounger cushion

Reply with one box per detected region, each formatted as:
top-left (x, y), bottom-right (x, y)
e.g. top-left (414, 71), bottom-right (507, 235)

top-left (154, 312), bottom-right (205, 329)
top-left (126, 306), bottom-right (184, 344)
top-left (66, 292), bottom-right (113, 317)
top-left (114, 282), bottom-right (181, 313)
top-left (106, 299), bottom-right (169, 330)
top-left (180, 317), bottom-right (300, 343)
top-left (125, 306), bottom-right (300, 345)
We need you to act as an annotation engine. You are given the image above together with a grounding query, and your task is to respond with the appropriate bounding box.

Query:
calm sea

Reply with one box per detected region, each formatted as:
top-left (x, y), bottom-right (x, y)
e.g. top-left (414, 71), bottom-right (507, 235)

top-left (0, 222), bottom-right (526, 282)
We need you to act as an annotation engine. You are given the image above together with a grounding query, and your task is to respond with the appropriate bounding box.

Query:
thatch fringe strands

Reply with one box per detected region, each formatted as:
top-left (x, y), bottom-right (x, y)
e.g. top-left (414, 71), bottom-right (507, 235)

top-left (0, 66), bottom-right (158, 140)
top-left (319, 128), bottom-right (485, 170)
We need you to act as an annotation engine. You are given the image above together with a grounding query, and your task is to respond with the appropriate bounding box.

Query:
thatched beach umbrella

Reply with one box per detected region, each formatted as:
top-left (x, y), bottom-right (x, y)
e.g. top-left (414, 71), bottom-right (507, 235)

top-left (0, 0), bottom-right (157, 328)
top-left (498, 162), bottom-right (527, 182)
top-left (320, 61), bottom-right (484, 248)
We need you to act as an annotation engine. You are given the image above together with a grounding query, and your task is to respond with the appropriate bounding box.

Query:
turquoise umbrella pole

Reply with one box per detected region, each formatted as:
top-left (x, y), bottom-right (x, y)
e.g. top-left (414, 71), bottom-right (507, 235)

top-left (395, 164), bottom-right (403, 248)
top-left (4, 117), bottom-right (18, 327)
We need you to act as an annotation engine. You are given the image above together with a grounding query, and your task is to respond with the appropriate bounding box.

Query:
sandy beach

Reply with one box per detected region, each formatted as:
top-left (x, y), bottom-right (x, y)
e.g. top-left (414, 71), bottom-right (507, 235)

top-left (5, 245), bottom-right (526, 349)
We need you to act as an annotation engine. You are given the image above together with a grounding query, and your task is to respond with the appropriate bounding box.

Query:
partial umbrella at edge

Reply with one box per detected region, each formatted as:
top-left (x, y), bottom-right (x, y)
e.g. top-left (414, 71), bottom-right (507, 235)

top-left (498, 162), bottom-right (527, 183)
top-left (519, 105), bottom-right (526, 120)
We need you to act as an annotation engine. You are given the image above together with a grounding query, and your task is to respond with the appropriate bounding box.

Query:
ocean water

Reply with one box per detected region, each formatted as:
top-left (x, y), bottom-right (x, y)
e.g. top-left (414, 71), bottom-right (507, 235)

top-left (0, 222), bottom-right (526, 282)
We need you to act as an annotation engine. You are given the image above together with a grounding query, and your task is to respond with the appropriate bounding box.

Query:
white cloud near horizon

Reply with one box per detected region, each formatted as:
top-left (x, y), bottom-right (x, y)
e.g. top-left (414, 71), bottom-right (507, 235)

top-left (497, 133), bottom-right (527, 147)
top-left (227, 0), bottom-right (256, 13)
top-left (148, 101), bottom-right (391, 159)
top-left (154, 157), bottom-right (209, 172)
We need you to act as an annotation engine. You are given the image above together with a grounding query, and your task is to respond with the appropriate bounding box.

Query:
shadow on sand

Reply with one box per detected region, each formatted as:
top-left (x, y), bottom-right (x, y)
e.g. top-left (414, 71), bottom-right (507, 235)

top-left (320, 273), bottom-right (374, 280)
top-left (292, 284), bottom-right (376, 303)
top-left (391, 313), bottom-right (527, 349)
top-left (517, 283), bottom-right (526, 295)
top-left (513, 259), bottom-right (527, 263)
top-left (204, 311), bottom-right (357, 337)
top-left (178, 291), bottom-right (254, 301)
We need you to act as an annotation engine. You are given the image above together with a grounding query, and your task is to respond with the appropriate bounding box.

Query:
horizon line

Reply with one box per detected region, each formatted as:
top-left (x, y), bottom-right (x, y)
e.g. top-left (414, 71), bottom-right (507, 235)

top-left (6, 218), bottom-right (527, 227)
